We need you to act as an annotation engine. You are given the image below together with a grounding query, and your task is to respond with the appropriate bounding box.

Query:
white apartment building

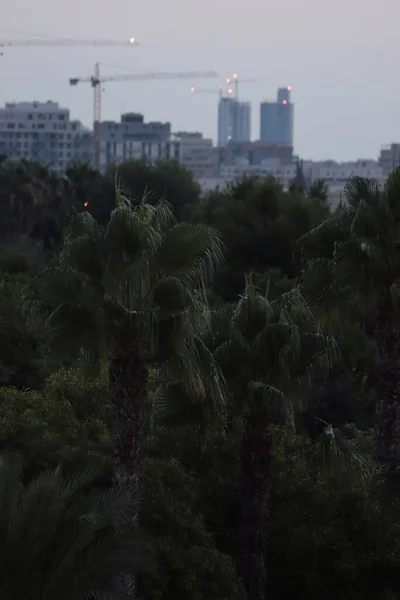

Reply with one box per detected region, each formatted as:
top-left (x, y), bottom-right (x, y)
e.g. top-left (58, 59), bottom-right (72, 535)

top-left (198, 158), bottom-right (385, 209)
top-left (302, 159), bottom-right (384, 184)
top-left (0, 101), bottom-right (90, 172)
top-left (197, 158), bottom-right (297, 195)
top-left (302, 160), bottom-right (385, 208)
top-left (220, 157), bottom-right (297, 186)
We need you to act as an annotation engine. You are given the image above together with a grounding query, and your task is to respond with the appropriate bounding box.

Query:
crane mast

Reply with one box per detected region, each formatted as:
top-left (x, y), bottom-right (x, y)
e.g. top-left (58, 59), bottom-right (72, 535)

top-left (69, 64), bottom-right (218, 171)
top-left (93, 63), bottom-right (102, 173)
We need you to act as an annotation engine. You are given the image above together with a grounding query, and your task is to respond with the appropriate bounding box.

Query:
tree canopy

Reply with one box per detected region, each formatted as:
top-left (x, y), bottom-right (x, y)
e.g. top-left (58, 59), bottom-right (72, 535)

top-left (1, 157), bottom-right (400, 600)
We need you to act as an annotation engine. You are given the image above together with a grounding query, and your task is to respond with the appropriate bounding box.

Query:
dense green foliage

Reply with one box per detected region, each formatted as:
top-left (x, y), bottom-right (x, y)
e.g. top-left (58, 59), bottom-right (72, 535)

top-left (0, 454), bottom-right (152, 599)
top-left (2, 157), bottom-right (400, 599)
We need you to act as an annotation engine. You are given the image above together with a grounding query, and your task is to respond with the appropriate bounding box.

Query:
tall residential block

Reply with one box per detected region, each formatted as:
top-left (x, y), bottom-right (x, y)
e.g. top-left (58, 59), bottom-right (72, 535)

top-left (218, 97), bottom-right (251, 146)
top-left (260, 87), bottom-right (294, 147)
top-left (234, 101), bottom-right (251, 143)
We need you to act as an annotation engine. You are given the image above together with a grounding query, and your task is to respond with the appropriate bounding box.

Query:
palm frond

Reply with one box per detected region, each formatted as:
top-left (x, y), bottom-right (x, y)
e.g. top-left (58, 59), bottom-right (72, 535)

top-left (344, 176), bottom-right (382, 210)
top-left (105, 204), bottom-right (159, 264)
top-left (319, 424), bottom-right (370, 480)
top-left (151, 223), bottom-right (225, 290)
top-left (248, 381), bottom-right (295, 429)
top-left (0, 455), bottom-right (154, 600)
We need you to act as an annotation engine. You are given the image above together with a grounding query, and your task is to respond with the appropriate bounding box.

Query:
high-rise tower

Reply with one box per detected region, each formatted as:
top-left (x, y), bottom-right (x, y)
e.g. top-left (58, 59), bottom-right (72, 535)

top-left (260, 86), bottom-right (294, 146)
top-left (218, 97), bottom-right (235, 146)
top-left (234, 101), bottom-right (251, 143)
top-left (218, 97), bottom-right (251, 146)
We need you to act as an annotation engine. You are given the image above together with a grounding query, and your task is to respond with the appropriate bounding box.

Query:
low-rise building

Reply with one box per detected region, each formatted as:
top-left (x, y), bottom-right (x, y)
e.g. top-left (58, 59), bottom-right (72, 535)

top-left (303, 159), bottom-right (384, 183)
top-left (219, 141), bottom-right (293, 167)
top-left (174, 131), bottom-right (219, 179)
top-left (220, 157), bottom-right (297, 186)
top-left (198, 158), bottom-right (385, 210)
top-left (302, 159), bottom-right (384, 208)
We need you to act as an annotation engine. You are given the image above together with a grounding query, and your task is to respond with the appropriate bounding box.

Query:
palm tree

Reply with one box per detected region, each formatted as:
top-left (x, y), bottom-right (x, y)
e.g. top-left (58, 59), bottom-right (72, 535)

top-left (0, 454), bottom-right (152, 600)
top-left (298, 170), bottom-right (400, 464)
top-left (214, 281), bottom-right (340, 600)
top-left (38, 188), bottom-right (225, 511)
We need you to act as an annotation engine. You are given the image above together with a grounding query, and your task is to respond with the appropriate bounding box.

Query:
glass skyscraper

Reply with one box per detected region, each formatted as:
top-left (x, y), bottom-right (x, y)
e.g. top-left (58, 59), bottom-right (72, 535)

top-left (260, 87), bottom-right (294, 146)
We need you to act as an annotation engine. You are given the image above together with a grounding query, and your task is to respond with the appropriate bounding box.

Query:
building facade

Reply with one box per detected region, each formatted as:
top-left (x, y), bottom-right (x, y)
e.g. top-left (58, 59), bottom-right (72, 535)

top-left (302, 159), bottom-right (384, 209)
top-left (220, 158), bottom-right (297, 186)
top-left (0, 101), bottom-right (89, 171)
top-left (302, 159), bottom-right (384, 186)
top-left (260, 87), bottom-right (294, 147)
top-left (379, 144), bottom-right (400, 176)
top-left (174, 131), bottom-right (219, 179)
top-left (218, 140), bottom-right (293, 167)
top-left (99, 112), bottom-right (177, 171)
top-left (218, 97), bottom-right (235, 146)
top-left (218, 97), bottom-right (251, 146)
top-left (234, 101), bottom-right (251, 143)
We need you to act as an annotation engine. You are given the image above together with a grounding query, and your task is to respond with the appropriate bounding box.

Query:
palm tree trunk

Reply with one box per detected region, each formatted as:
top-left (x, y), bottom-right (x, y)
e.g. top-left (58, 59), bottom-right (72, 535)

top-left (239, 424), bottom-right (274, 600)
top-left (109, 334), bottom-right (148, 506)
top-left (375, 318), bottom-right (400, 464)
top-left (109, 335), bottom-right (148, 599)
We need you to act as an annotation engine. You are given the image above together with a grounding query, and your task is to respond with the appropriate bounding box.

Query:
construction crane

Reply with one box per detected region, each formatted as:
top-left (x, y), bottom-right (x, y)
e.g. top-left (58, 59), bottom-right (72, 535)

top-left (0, 37), bottom-right (139, 58)
top-left (191, 77), bottom-right (259, 102)
top-left (0, 36), bottom-right (139, 49)
top-left (225, 73), bottom-right (258, 100)
top-left (189, 85), bottom-right (225, 99)
top-left (70, 63), bottom-right (218, 171)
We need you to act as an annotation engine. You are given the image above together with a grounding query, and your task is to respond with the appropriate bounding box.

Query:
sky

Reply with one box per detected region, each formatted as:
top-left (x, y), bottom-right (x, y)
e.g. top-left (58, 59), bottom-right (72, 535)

top-left (0, 0), bottom-right (399, 161)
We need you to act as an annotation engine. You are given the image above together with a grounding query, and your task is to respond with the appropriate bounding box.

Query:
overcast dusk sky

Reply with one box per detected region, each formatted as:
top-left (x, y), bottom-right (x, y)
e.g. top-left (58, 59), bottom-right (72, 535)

top-left (0, 0), bottom-right (398, 161)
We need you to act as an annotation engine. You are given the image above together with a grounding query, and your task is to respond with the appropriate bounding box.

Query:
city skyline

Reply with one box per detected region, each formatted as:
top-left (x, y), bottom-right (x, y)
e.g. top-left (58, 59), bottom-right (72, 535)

top-left (1, 98), bottom-right (395, 210)
top-left (1, 0), bottom-right (399, 161)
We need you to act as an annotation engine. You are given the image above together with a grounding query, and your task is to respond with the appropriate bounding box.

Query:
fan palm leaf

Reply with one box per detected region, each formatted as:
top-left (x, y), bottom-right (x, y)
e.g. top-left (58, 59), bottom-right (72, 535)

top-left (0, 455), bottom-right (153, 600)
